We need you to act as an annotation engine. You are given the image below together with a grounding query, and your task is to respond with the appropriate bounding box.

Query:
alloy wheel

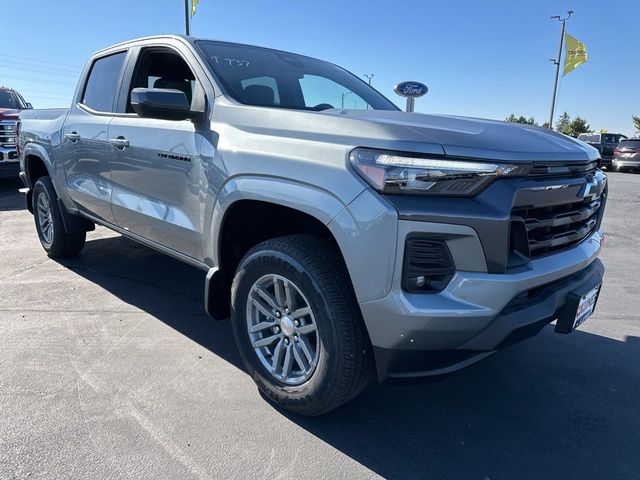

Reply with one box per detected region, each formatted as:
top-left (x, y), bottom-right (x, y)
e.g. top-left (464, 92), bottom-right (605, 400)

top-left (246, 274), bottom-right (319, 385)
top-left (36, 192), bottom-right (54, 246)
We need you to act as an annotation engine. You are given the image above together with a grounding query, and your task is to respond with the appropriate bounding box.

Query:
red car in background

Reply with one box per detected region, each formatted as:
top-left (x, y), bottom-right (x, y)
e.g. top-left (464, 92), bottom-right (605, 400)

top-left (0, 87), bottom-right (32, 178)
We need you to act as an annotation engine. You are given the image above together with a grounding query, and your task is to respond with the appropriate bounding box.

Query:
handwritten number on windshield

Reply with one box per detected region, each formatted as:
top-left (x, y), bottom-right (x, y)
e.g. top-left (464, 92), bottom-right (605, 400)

top-left (210, 56), bottom-right (250, 67)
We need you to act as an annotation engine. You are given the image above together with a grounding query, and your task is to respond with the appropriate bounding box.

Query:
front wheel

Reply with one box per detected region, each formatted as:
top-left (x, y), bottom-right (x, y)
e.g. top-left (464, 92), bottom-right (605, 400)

top-left (32, 176), bottom-right (86, 258)
top-left (230, 235), bottom-right (373, 416)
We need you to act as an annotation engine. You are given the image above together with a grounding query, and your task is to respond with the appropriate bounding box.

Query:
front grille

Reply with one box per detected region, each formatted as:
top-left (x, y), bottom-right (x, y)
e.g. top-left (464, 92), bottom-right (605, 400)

top-left (0, 120), bottom-right (18, 147)
top-left (528, 161), bottom-right (598, 178)
top-left (512, 196), bottom-right (601, 257)
top-left (402, 236), bottom-right (455, 292)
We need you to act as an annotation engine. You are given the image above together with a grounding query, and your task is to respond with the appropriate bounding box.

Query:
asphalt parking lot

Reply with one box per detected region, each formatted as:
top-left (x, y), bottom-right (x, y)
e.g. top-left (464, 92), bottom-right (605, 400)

top-left (1, 172), bottom-right (639, 480)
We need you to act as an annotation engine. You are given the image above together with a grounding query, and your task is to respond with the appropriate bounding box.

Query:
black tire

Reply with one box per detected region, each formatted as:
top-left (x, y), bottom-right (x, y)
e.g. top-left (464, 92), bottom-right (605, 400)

top-left (230, 235), bottom-right (373, 416)
top-left (32, 176), bottom-right (86, 258)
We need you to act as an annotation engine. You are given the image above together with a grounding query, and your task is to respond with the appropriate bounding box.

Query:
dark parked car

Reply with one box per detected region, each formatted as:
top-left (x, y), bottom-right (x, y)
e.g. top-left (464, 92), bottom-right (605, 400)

top-left (0, 87), bottom-right (32, 178)
top-left (612, 139), bottom-right (640, 172)
top-left (577, 132), bottom-right (627, 168)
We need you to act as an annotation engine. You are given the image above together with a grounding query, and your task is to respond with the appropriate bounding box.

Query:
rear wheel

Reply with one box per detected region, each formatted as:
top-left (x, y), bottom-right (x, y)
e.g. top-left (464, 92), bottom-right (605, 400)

top-left (33, 176), bottom-right (86, 258)
top-left (230, 235), bottom-right (373, 416)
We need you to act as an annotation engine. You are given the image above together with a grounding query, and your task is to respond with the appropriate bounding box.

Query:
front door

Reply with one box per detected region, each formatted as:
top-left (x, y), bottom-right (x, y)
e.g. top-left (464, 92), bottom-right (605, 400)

top-left (108, 47), bottom-right (209, 260)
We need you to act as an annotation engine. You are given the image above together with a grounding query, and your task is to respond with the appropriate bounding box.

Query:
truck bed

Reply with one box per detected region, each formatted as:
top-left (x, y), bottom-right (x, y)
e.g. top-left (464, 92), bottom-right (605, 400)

top-left (19, 108), bottom-right (69, 152)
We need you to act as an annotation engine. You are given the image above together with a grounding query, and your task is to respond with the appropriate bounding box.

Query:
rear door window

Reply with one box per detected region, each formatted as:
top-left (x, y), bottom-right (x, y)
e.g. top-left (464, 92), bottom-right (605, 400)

top-left (81, 52), bottom-right (127, 112)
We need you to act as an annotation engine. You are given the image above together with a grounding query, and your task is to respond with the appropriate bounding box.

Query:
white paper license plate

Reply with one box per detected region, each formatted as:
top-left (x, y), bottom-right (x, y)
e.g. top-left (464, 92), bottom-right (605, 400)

top-left (573, 284), bottom-right (601, 329)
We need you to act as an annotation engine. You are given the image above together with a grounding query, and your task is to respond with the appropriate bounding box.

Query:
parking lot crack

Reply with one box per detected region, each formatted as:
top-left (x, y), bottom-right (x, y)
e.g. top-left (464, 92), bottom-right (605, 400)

top-left (0, 257), bottom-right (49, 282)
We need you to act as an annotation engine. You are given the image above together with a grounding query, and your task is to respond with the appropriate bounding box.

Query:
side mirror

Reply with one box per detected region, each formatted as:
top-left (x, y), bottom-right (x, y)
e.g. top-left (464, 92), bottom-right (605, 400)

top-left (25, 103), bottom-right (33, 109)
top-left (130, 88), bottom-right (203, 121)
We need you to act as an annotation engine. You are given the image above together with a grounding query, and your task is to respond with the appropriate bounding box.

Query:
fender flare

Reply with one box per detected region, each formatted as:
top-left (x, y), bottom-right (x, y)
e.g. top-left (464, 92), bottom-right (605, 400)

top-left (202, 175), bottom-right (363, 320)
top-left (22, 142), bottom-right (54, 188)
top-left (21, 142), bottom-right (93, 233)
top-left (204, 175), bottom-right (354, 267)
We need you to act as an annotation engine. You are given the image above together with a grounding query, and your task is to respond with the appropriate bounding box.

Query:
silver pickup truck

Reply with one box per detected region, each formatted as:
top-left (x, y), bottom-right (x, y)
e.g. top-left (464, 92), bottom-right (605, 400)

top-left (18, 35), bottom-right (607, 415)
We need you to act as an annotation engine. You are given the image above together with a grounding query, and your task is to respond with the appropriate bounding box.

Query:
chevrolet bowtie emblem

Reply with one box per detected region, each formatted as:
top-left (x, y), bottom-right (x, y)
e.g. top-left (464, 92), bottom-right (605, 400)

top-left (578, 177), bottom-right (599, 198)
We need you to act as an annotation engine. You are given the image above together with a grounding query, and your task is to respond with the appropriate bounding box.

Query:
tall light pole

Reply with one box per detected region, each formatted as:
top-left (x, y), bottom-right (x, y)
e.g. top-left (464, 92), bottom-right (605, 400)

top-left (184, 0), bottom-right (190, 35)
top-left (363, 75), bottom-right (374, 109)
top-left (341, 91), bottom-right (352, 109)
top-left (548, 10), bottom-right (573, 130)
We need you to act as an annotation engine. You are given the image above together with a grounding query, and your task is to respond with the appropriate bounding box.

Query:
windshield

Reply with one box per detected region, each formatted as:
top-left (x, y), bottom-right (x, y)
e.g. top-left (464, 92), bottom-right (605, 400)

top-left (197, 41), bottom-right (398, 112)
top-left (0, 90), bottom-right (25, 109)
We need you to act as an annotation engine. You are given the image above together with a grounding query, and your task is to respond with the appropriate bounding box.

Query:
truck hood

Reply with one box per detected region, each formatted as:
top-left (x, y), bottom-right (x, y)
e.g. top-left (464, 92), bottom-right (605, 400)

top-left (0, 108), bottom-right (21, 121)
top-left (321, 109), bottom-right (599, 163)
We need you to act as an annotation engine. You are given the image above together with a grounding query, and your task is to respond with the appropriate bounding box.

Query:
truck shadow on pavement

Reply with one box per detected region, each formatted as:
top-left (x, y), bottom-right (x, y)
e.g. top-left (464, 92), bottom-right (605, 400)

top-left (57, 234), bottom-right (640, 480)
top-left (0, 177), bottom-right (26, 211)
top-left (55, 233), bottom-right (244, 371)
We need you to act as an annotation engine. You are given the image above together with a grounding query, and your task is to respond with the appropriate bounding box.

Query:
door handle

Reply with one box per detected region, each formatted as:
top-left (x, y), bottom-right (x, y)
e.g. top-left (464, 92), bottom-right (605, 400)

top-left (109, 136), bottom-right (130, 150)
top-left (65, 132), bottom-right (81, 143)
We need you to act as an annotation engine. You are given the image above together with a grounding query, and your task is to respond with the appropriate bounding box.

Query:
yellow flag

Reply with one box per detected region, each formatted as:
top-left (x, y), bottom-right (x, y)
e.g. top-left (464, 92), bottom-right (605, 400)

top-left (191, 0), bottom-right (199, 17)
top-left (563, 32), bottom-right (588, 76)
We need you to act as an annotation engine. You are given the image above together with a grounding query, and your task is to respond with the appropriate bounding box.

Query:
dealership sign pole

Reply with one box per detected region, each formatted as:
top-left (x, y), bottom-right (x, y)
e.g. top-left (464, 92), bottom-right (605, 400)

top-left (184, 0), bottom-right (190, 35)
top-left (548, 11), bottom-right (573, 129)
top-left (394, 81), bottom-right (428, 112)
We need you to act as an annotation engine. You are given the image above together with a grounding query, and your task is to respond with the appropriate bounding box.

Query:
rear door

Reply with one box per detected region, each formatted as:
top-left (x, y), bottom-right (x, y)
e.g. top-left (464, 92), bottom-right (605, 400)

top-left (62, 51), bottom-right (128, 223)
top-left (602, 134), bottom-right (624, 158)
top-left (585, 134), bottom-right (601, 152)
top-left (107, 43), bottom-right (213, 261)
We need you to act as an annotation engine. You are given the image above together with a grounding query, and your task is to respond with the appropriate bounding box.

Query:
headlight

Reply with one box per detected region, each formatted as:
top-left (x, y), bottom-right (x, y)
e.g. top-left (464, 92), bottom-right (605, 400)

top-left (350, 148), bottom-right (527, 196)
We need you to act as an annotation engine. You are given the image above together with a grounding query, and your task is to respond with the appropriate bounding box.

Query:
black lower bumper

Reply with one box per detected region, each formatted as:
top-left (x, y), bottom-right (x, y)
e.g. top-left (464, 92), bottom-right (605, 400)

top-left (375, 259), bottom-right (605, 379)
top-left (0, 161), bottom-right (19, 178)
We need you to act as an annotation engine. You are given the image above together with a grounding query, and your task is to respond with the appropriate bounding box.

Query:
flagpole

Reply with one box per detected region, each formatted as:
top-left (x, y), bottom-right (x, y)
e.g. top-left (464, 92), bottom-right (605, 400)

top-left (184, 0), bottom-right (190, 35)
top-left (548, 11), bottom-right (573, 130)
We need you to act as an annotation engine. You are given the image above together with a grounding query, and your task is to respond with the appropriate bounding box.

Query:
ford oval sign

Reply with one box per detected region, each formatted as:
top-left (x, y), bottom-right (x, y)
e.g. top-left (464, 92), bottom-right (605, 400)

top-left (394, 81), bottom-right (428, 98)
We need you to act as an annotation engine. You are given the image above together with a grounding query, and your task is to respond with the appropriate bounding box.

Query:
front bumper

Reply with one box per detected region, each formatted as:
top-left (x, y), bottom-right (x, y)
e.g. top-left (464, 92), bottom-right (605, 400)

top-left (361, 219), bottom-right (604, 380)
top-left (612, 157), bottom-right (640, 169)
top-left (0, 145), bottom-right (18, 161)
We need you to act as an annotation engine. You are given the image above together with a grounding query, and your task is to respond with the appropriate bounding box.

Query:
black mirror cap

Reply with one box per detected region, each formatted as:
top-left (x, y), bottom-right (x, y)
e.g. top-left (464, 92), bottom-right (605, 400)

top-left (25, 102), bottom-right (33, 109)
top-left (131, 88), bottom-right (204, 121)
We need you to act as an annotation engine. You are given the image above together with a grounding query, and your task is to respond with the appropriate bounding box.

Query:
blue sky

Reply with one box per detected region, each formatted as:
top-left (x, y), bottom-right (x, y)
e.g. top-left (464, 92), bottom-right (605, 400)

top-left (4, 0), bottom-right (639, 135)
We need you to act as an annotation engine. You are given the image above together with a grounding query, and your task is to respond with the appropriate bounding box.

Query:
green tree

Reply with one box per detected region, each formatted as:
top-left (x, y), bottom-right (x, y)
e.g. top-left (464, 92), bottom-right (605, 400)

top-left (505, 114), bottom-right (537, 125)
top-left (633, 114), bottom-right (640, 133)
top-left (567, 116), bottom-right (590, 137)
top-left (555, 112), bottom-right (571, 134)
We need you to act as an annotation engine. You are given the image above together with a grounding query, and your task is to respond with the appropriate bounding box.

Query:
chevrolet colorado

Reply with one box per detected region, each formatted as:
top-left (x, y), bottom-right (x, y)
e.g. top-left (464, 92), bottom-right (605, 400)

top-left (18, 36), bottom-right (606, 415)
